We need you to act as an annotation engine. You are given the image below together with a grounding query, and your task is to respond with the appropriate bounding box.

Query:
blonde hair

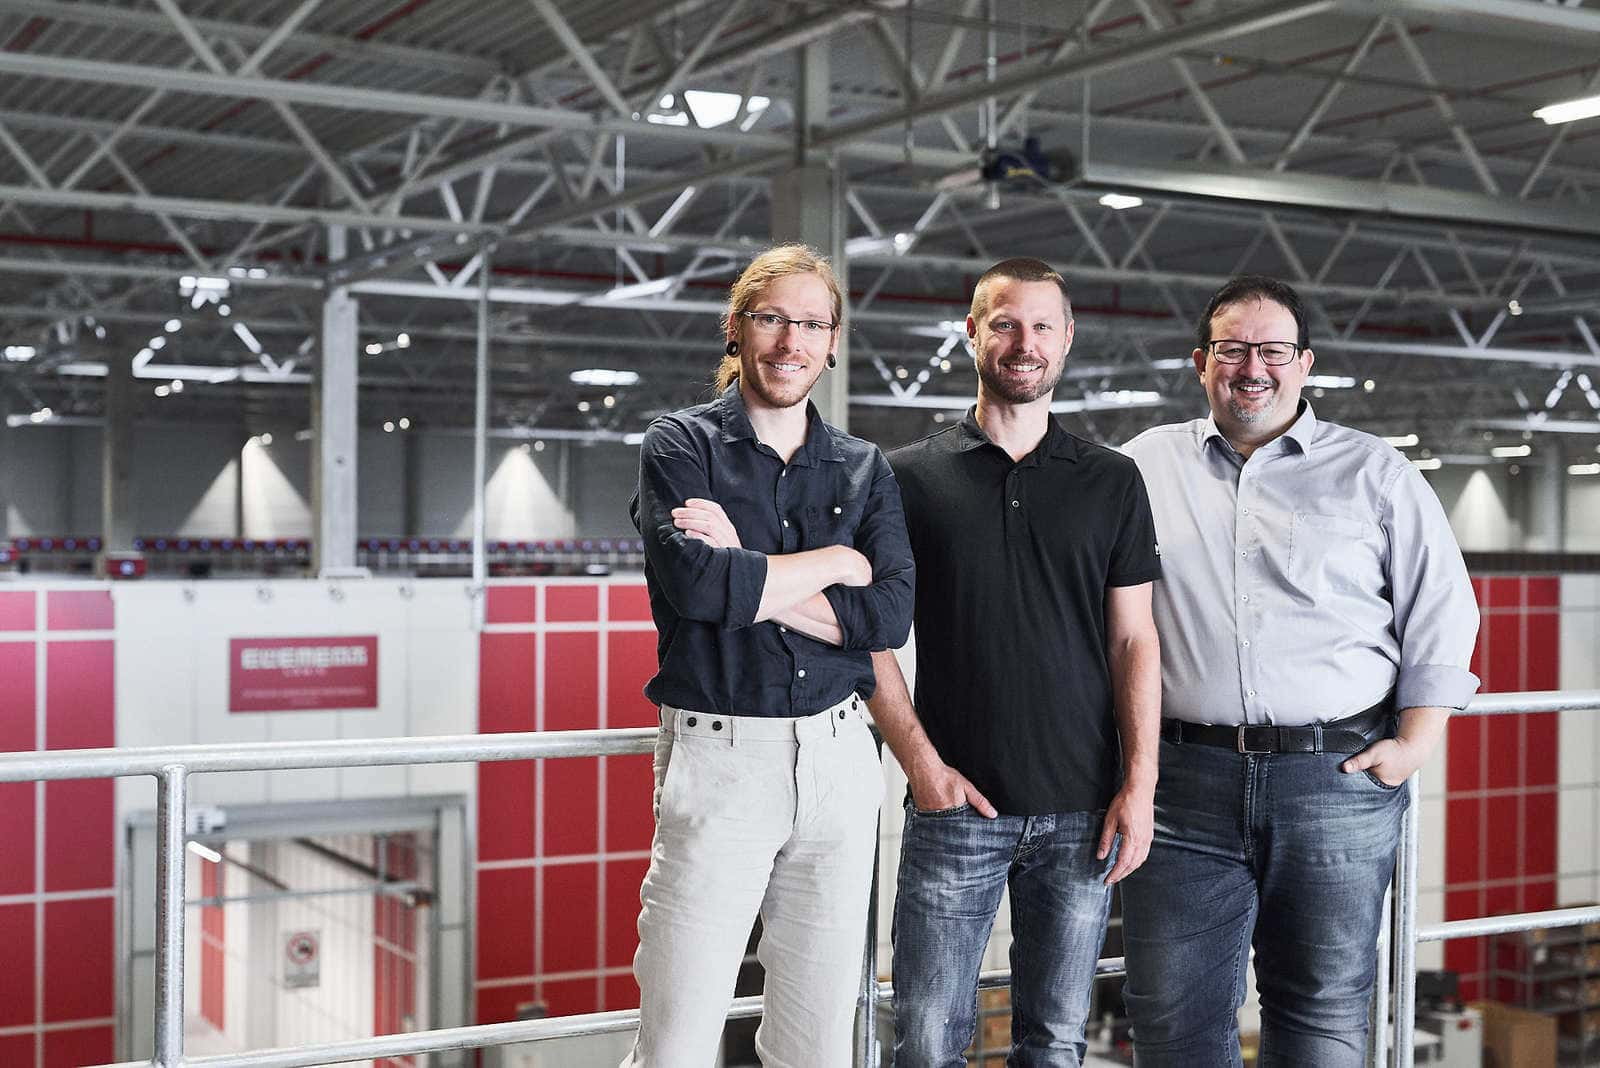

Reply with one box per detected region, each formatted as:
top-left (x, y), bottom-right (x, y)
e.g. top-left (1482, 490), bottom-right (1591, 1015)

top-left (713, 244), bottom-right (844, 392)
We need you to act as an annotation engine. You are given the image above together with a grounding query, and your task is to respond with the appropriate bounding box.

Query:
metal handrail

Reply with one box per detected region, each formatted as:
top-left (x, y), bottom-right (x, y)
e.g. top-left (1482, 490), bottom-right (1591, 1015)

top-left (0, 689), bottom-right (1593, 1067)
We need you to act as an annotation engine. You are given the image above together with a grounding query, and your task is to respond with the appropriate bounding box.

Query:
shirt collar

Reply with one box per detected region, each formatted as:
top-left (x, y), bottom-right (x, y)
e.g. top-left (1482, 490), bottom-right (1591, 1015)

top-left (1199, 400), bottom-right (1318, 457)
top-left (715, 383), bottom-right (844, 465)
top-left (957, 407), bottom-right (1080, 463)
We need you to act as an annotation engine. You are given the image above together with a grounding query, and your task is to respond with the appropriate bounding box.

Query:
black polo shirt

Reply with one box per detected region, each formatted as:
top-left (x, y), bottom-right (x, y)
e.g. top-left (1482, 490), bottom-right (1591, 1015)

top-left (889, 410), bottom-right (1161, 815)
top-left (631, 386), bottom-right (915, 717)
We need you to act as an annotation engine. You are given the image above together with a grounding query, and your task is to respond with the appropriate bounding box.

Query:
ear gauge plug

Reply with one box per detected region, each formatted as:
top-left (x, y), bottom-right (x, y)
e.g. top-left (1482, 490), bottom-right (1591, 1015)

top-left (725, 340), bottom-right (739, 357)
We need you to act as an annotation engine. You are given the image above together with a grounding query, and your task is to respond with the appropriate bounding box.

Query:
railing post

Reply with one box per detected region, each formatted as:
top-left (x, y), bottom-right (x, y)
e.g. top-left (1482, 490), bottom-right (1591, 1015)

top-left (855, 836), bottom-right (881, 1067)
top-left (153, 765), bottom-right (189, 1068)
top-left (1373, 882), bottom-right (1391, 1068)
top-left (1392, 774), bottom-right (1421, 1068)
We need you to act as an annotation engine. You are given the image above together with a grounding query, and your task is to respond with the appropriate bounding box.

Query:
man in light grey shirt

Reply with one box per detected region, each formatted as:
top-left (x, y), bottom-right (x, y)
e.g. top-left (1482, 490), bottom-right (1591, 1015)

top-left (1120, 275), bottom-right (1478, 1068)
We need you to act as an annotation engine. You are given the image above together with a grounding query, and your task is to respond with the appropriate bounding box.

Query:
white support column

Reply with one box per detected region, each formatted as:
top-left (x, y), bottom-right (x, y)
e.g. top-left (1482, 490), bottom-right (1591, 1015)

top-left (99, 346), bottom-right (136, 571)
top-left (770, 41), bottom-right (850, 430)
top-left (1526, 447), bottom-right (1566, 551)
top-left (314, 226), bottom-right (360, 575)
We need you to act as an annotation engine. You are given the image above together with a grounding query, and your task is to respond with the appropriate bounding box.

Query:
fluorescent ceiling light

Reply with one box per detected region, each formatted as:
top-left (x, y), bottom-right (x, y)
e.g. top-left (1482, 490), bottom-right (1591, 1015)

top-left (1098, 193), bottom-right (1143, 210)
top-left (1306, 374), bottom-right (1356, 389)
top-left (1491, 444), bottom-right (1532, 458)
top-left (1570, 463), bottom-right (1600, 475)
top-left (3, 345), bottom-right (35, 361)
top-left (1383, 433), bottom-right (1419, 448)
top-left (187, 841), bottom-right (222, 864)
top-left (1412, 457), bottom-right (1442, 471)
top-left (1533, 93), bottom-right (1600, 125)
top-left (232, 322), bottom-right (263, 355)
top-left (571, 368), bottom-right (640, 387)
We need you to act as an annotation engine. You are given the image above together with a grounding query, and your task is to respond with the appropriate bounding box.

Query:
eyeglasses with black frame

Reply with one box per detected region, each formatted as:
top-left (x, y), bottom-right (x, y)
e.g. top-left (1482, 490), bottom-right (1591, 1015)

top-left (738, 310), bottom-right (837, 338)
top-left (1205, 339), bottom-right (1303, 366)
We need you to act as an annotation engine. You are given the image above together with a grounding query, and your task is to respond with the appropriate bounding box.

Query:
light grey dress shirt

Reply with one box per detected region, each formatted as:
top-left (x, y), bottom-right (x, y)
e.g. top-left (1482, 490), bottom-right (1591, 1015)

top-left (1124, 404), bottom-right (1480, 727)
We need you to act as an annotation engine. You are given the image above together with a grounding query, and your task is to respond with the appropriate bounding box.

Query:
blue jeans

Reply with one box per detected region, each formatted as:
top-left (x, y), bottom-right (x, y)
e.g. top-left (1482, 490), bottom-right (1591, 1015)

top-left (892, 803), bottom-right (1115, 1067)
top-left (1121, 735), bottom-right (1407, 1068)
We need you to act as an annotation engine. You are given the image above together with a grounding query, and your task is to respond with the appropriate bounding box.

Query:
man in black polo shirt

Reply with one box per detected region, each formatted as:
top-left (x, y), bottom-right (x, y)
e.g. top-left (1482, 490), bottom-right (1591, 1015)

top-left (871, 258), bottom-right (1162, 1066)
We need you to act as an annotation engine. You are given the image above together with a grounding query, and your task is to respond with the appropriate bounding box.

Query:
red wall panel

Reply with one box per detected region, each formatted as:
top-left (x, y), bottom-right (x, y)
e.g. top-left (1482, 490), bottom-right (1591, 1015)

top-left (485, 585), bottom-right (538, 625)
top-left (44, 779), bottom-right (114, 891)
top-left (542, 760), bottom-right (597, 857)
top-left (475, 868), bottom-right (534, 981)
top-left (605, 857), bottom-right (650, 970)
top-left (477, 761), bottom-right (536, 862)
top-left (475, 981), bottom-right (535, 1026)
top-left (42, 897), bottom-right (112, 1022)
top-left (545, 633), bottom-right (598, 731)
top-left (43, 1025), bottom-right (113, 1068)
top-left (478, 633), bottom-right (536, 734)
top-left (545, 585), bottom-right (598, 623)
top-left (0, 902), bottom-right (35, 1028)
top-left (541, 863), bottom-right (598, 974)
top-left (606, 584), bottom-right (652, 622)
top-left (45, 640), bottom-right (114, 750)
top-left (0, 1034), bottom-right (35, 1067)
top-left (606, 754), bottom-right (654, 854)
top-left (606, 631), bottom-right (657, 730)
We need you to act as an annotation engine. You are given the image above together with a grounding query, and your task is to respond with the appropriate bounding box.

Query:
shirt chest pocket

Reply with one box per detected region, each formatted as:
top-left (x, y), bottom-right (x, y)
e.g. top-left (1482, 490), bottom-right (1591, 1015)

top-left (797, 501), bottom-right (851, 548)
top-left (1289, 512), bottom-right (1380, 597)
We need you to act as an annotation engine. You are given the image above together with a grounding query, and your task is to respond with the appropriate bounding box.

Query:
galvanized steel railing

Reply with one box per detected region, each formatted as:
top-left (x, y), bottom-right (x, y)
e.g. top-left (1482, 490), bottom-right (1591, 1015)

top-left (1, 690), bottom-right (1597, 1067)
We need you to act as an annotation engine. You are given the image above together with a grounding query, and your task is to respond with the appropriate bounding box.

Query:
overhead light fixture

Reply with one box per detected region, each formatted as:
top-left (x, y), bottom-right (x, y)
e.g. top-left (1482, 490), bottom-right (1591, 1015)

top-left (1412, 457), bottom-right (1442, 471)
top-left (682, 90), bottom-right (770, 129)
top-left (154, 384), bottom-right (170, 397)
top-left (396, 333), bottom-right (410, 348)
top-left (149, 336), bottom-right (166, 351)
top-left (577, 400), bottom-right (592, 413)
top-left (570, 368), bottom-right (640, 387)
top-left (1491, 444), bottom-right (1532, 458)
top-left (602, 394), bottom-right (616, 408)
top-left (365, 342), bottom-right (383, 356)
top-left (1383, 434), bottom-right (1419, 448)
top-left (1363, 379), bottom-right (1376, 392)
top-left (1306, 374), bottom-right (1356, 389)
top-left (169, 379), bottom-right (183, 393)
top-left (260, 432), bottom-right (273, 446)
top-left (383, 420), bottom-right (395, 432)
top-left (232, 323), bottom-right (263, 355)
top-left (1533, 93), bottom-right (1600, 125)
top-left (164, 318), bottom-right (182, 333)
top-left (1507, 299), bottom-right (1523, 316)
top-left (398, 417), bottom-right (411, 430)
top-left (30, 406), bottom-right (53, 423)
top-left (1098, 193), bottom-right (1143, 210)
top-left (1569, 463), bottom-right (1600, 475)
top-left (3, 345), bottom-right (35, 361)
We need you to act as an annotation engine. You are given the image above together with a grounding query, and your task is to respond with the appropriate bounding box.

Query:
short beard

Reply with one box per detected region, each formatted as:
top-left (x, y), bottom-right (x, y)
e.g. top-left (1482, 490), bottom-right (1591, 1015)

top-left (977, 358), bottom-right (1064, 405)
top-left (1224, 382), bottom-right (1278, 425)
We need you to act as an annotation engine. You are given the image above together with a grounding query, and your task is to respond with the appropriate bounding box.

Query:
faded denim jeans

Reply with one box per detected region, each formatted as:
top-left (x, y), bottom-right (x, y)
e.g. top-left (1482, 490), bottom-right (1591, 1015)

top-left (1121, 731), bottom-right (1407, 1068)
top-left (892, 804), bottom-right (1116, 1067)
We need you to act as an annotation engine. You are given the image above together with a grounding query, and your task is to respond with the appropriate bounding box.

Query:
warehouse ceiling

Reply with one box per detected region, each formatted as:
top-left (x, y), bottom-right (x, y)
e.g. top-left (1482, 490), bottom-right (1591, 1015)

top-left (0, 0), bottom-right (1598, 462)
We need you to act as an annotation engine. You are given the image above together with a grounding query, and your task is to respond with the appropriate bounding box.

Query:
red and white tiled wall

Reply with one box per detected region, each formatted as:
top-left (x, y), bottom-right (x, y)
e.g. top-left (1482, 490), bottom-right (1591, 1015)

top-left (473, 579), bottom-right (660, 1024)
top-left (0, 588), bottom-right (117, 1068)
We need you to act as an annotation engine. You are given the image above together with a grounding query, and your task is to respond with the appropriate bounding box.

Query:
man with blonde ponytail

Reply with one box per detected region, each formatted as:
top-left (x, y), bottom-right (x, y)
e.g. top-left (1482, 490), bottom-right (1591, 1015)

top-left (623, 243), bottom-right (914, 1067)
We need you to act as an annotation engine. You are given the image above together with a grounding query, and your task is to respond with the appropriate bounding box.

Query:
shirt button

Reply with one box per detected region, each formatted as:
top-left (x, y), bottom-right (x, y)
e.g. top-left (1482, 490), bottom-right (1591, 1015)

top-left (1240, 550), bottom-right (1248, 558)
top-left (1247, 689), bottom-right (1256, 698)
top-left (797, 669), bottom-right (806, 678)
top-left (833, 506), bottom-right (842, 514)
top-left (1241, 508), bottom-right (1250, 516)
top-left (781, 469), bottom-right (787, 477)
top-left (1241, 639), bottom-right (1251, 647)
top-left (1241, 594), bottom-right (1249, 602)
top-left (778, 625), bottom-right (787, 633)
top-left (782, 519), bottom-right (789, 528)
top-left (1011, 500), bottom-right (1020, 508)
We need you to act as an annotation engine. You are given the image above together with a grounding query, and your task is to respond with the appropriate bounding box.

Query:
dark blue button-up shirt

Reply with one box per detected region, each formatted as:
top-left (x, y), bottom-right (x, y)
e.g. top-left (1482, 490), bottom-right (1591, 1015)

top-left (631, 386), bottom-right (915, 717)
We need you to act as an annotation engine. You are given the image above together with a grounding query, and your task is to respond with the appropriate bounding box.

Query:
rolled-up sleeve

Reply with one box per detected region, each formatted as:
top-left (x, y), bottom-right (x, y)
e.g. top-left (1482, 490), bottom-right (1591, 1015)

top-left (821, 451), bottom-right (915, 651)
top-left (1383, 464), bottom-right (1481, 709)
top-left (633, 419), bottom-right (766, 628)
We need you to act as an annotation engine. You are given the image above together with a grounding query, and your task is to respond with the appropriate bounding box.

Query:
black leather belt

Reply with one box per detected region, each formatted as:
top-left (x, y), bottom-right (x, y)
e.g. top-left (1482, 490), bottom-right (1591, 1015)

top-left (1160, 698), bottom-right (1393, 755)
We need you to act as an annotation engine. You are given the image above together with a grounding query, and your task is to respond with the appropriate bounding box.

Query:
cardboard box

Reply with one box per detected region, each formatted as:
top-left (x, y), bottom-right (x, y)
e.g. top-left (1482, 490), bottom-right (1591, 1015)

top-left (1471, 1000), bottom-right (1557, 1068)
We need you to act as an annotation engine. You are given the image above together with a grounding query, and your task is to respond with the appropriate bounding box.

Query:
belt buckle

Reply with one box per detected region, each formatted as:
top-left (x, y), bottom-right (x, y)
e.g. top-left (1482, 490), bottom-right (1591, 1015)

top-left (1236, 725), bottom-right (1272, 754)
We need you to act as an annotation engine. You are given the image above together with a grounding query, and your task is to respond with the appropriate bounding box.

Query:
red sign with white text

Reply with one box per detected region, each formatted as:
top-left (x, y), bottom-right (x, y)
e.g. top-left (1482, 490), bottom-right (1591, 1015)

top-left (229, 636), bottom-right (378, 713)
